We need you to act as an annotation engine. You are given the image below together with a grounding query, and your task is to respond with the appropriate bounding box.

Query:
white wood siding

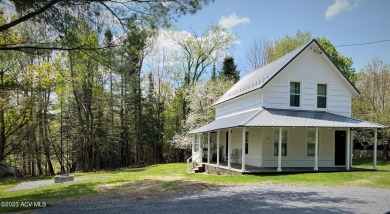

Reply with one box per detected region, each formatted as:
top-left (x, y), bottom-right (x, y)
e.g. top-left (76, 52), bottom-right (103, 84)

top-left (215, 89), bottom-right (263, 119)
top-left (212, 127), bottom-right (343, 168)
top-left (227, 128), bottom-right (263, 167)
top-left (246, 128), bottom-right (262, 167)
top-left (261, 127), bottom-right (334, 167)
top-left (263, 49), bottom-right (352, 117)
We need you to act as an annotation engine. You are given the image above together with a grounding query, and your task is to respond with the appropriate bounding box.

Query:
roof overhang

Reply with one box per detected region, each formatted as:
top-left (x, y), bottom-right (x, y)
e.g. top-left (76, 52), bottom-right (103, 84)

top-left (189, 108), bottom-right (387, 134)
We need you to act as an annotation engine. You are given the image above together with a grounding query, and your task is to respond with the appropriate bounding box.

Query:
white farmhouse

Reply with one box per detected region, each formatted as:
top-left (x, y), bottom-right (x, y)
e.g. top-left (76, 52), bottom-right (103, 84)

top-left (188, 39), bottom-right (386, 174)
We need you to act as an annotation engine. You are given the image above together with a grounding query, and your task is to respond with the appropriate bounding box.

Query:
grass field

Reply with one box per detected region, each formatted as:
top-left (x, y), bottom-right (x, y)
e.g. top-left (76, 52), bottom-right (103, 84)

top-left (0, 158), bottom-right (389, 212)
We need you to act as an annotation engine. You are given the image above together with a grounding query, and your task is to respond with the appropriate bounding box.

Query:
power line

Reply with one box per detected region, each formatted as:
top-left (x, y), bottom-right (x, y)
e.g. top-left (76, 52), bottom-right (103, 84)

top-left (335, 39), bottom-right (390, 47)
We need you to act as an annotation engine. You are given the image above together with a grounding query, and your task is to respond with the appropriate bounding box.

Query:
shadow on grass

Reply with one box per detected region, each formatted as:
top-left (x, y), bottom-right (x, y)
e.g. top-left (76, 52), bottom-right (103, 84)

top-left (0, 176), bottom-right (53, 186)
top-left (75, 168), bottom-right (146, 176)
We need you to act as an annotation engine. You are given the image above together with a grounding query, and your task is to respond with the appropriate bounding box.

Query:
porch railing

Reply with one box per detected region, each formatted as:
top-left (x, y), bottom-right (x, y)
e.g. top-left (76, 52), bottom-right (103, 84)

top-left (186, 155), bottom-right (201, 172)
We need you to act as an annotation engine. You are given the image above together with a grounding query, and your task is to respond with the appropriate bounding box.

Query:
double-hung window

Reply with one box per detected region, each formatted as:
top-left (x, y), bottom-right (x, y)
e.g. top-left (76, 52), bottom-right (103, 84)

top-left (274, 129), bottom-right (287, 156)
top-left (306, 129), bottom-right (319, 157)
top-left (290, 82), bottom-right (300, 107)
top-left (317, 84), bottom-right (327, 108)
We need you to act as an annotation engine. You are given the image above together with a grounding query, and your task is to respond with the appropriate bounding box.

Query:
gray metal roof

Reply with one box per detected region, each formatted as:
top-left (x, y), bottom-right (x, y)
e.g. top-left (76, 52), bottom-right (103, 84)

top-left (188, 109), bottom-right (261, 134)
top-left (189, 108), bottom-right (387, 134)
top-left (212, 39), bottom-right (359, 106)
top-left (246, 108), bottom-right (386, 128)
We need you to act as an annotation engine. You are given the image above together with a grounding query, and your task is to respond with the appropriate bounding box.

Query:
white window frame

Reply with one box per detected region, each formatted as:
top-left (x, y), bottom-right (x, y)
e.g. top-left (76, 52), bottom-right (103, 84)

top-left (274, 129), bottom-right (288, 156)
top-left (306, 128), bottom-right (319, 157)
top-left (289, 81), bottom-right (301, 108)
top-left (317, 83), bottom-right (328, 109)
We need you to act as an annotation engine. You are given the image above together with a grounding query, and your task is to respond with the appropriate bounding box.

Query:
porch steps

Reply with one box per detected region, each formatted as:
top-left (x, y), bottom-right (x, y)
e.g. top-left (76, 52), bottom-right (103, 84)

top-left (191, 164), bottom-right (205, 173)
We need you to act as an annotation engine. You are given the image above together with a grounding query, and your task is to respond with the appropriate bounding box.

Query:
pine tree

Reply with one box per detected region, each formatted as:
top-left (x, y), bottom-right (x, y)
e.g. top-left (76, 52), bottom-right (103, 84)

top-left (220, 56), bottom-right (240, 83)
top-left (211, 63), bottom-right (217, 80)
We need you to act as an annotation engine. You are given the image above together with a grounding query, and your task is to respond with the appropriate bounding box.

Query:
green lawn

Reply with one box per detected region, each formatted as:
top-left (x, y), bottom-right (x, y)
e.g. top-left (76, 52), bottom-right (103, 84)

top-left (0, 158), bottom-right (389, 212)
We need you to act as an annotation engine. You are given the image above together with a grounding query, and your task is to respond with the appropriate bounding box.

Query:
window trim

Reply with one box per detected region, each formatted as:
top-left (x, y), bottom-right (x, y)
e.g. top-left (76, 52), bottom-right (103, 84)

top-left (316, 83), bottom-right (327, 109)
top-left (274, 129), bottom-right (288, 157)
top-left (306, 129), bottom-right (319, 157)
top-left (289, 81), bottom-right (301, 108)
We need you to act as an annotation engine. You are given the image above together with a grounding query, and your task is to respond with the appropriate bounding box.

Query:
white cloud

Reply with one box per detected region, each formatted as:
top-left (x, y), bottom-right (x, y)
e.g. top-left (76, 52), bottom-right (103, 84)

top-left (155, 30), bottom-right (186, 51)
top-left (325, 0), bottom-right (361, 20)
top-left (219, 13), bottom-right (250, 29)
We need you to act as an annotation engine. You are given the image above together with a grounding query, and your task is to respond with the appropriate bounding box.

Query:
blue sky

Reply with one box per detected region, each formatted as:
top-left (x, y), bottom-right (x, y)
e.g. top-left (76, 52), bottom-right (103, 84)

top-left (174, 0), bottom-right (390, 73)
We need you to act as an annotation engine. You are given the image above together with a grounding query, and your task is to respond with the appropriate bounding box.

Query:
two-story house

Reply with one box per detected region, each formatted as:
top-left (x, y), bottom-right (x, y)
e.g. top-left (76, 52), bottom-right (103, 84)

top-left (188, 39), bottom-right (386, 174)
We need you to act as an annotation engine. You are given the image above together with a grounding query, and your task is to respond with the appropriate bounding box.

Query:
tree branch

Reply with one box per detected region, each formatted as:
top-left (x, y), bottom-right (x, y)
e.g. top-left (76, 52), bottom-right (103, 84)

top-left (0, 44), bottom-right (117, 51)
top-left (0, 0), bottom-right (61, 33)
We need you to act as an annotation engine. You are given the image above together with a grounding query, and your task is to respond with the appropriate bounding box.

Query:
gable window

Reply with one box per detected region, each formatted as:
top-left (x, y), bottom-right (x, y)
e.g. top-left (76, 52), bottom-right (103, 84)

top-left (317, 84), bottom-right (327, 108)
top-left (290, 82), bottom-right (300, 107)
top-left (274, 129), bottom-right (287, 156)
top-left (245, 132), bottom-right (249, 154)
top-left (306, 129), bottom-right (319, 156)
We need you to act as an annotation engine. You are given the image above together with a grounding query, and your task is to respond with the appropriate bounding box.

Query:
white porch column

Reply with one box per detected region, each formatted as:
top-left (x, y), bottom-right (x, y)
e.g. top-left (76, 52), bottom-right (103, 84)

top-left (228, 128), bottom-right (232, 169)
top-left (207, 132), bottom-right (210, 164)
top-left (217, 130), bottom-right (220, 166)
top-left (374, 128), bottom-right (377, 170)
top-left (350, 130), bottom-right (354, 168)
top-left (242, 127), bottom-right (246, 172)
top-left (314, 127), bottom-right (319, 171)
top-left (346, 128), bottom-right (350, 171)
top-left (277, 127), bottom-right (282, 172)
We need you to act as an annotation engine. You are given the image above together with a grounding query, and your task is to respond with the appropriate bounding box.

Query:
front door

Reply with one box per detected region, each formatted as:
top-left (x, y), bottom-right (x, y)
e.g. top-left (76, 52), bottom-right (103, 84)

top-left (225, 132), bottom-right (229, 158)
top-left (334, 130), bottom-right (346, 166)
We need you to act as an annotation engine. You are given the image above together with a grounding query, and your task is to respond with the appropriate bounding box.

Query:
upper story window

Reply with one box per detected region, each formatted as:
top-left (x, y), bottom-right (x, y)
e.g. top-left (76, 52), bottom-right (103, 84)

top-left (317, 84), bottom-right (327, 108)
top-left (290, 82), bottom-right (300, 107)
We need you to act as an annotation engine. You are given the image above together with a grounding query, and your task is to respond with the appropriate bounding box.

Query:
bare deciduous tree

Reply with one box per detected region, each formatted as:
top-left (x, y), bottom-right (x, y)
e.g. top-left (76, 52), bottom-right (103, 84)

top-left (241, 37), bottom-right (271, 75)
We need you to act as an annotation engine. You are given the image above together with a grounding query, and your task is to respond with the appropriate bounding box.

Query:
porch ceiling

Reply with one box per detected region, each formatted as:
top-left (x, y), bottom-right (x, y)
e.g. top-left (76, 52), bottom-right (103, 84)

top-left (189, 108), bottom-right (387, 134)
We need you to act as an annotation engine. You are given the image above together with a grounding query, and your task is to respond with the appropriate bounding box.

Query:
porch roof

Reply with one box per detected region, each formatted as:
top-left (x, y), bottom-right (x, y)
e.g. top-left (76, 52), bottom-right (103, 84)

top-left (189, 108), bottom-right (387, 134)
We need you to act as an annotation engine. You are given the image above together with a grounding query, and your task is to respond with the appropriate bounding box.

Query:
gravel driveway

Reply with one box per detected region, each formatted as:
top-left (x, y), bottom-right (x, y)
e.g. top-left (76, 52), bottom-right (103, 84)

top-left (31, 184), bottom-right (390, 214)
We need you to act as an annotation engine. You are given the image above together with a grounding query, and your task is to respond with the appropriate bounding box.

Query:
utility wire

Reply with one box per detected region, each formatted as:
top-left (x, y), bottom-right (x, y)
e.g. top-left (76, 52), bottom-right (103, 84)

top-left (335, 39), bottom-right (390, 47)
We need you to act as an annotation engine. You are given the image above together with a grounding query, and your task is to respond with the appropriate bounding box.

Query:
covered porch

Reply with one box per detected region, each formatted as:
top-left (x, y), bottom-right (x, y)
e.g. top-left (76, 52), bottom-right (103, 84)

top-left (189, 108), bottom-right (387, 174)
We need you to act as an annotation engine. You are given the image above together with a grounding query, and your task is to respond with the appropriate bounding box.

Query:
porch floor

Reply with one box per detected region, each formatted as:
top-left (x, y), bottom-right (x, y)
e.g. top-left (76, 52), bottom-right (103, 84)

top-left (204, 161), bottom-right (375, 174)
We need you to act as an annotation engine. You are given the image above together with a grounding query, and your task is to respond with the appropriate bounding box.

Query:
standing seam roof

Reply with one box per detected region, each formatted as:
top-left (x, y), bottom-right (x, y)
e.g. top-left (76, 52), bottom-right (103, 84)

top-left (188, 109), bottom-right (262, 134)
top-left (189, 108), bottom-right (387, 134)
top-left (212, 41), bottom-right (312, 106)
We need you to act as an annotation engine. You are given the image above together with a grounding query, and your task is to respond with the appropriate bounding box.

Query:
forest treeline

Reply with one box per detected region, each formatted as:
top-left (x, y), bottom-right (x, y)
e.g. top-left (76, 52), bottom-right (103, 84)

top-left (0, 1), bottom-right (389, 176)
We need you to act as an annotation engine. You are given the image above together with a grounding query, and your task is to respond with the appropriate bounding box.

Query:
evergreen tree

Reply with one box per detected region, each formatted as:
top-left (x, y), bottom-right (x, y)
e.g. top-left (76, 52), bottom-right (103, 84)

top-left (220, 56), bottom-right (240, 83)
top-left (211, 63), bottom-right (217, 81)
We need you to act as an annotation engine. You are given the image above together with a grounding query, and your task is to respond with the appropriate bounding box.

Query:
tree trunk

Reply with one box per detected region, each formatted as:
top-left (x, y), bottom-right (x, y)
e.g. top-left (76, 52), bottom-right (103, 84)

top-left (0, 71), bottom-right (6, 162)
top-left (0, 107), bottom-right (5, 162)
